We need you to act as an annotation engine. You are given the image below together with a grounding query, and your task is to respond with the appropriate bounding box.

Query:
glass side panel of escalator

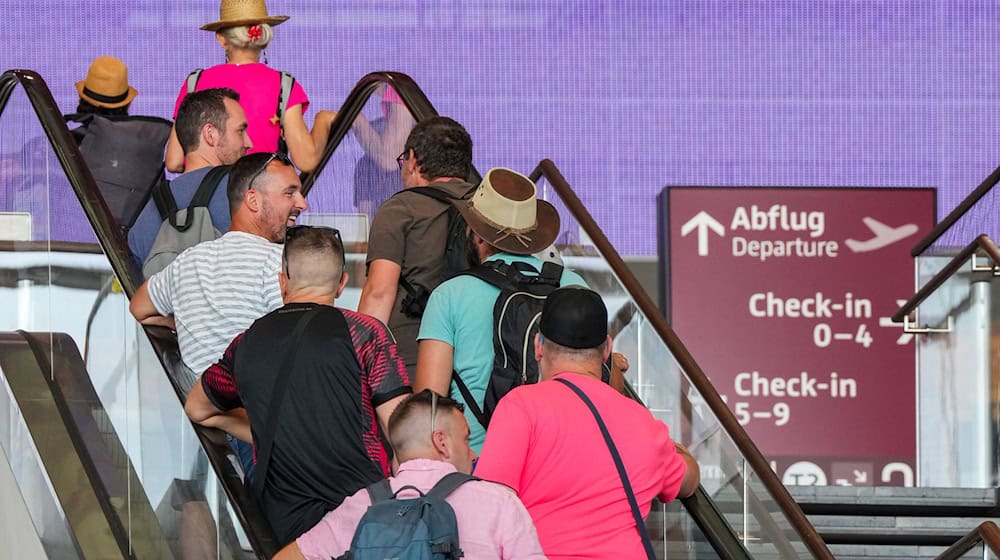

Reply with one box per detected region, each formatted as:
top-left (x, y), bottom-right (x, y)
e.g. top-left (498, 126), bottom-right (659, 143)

top-left (0, 84), bottom-right (253, 558)
top-left (537, 173), bottom-right (814, 559)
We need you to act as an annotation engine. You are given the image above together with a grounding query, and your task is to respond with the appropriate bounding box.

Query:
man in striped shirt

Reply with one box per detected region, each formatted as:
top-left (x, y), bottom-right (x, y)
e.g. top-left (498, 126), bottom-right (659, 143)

top-left (129, 151), bottom-right (307, 385)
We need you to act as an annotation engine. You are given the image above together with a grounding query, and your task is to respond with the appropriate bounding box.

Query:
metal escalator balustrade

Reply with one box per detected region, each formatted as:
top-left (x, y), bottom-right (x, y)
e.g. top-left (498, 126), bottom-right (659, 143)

top-left (1, 69), bottom-right (276, 558)
top-left (2, 66), bottom-right (831, 558)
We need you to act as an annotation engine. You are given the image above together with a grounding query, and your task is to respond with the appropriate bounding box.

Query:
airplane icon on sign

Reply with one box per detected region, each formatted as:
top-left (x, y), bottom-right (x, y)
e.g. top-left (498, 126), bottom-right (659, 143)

top-left (845, 217), bottom-right (918, 253)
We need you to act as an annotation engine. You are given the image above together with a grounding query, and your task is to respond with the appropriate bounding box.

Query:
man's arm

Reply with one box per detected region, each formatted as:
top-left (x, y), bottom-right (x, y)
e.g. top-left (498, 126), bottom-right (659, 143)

top-left (272, 543), bottom-right (306, 560)
top-left (184, 379), bottom-right (252, 442)
top-left (357, 259), bottom-right (401, 326)
top-left (374, 393), bottom-right (408, 432)
top-left (129, 280), bottom-right (175, 328)
top-left (414, 339), bottom-right (454, 396)
top-left (675, 443), bottom-right (701, 498)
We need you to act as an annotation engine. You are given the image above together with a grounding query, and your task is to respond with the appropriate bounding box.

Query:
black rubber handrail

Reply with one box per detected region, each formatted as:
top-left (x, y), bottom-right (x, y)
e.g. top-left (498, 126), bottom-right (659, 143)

top-left (0, 70), bottom-right (141, 296)
top-left (0, 68), bottom-right (279, 558)
top-left (300, 71), bottom-right (442, 195)
top-left (892, 234), bottom-right (1000, 323)
top-left (530, 159), bottom-right (833, 560)
top-left (910, 164), bottom-right (1000, 257)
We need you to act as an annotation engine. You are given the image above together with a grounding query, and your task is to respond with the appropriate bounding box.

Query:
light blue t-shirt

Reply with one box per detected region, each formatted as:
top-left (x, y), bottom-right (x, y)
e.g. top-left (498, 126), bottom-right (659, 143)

top-left (417, 253), bottom-right (587, 452)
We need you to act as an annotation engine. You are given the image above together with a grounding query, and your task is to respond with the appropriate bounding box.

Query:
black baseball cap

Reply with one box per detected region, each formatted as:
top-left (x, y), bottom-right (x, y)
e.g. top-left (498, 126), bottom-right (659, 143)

top-left (539, 286), bottom-right (608, 349)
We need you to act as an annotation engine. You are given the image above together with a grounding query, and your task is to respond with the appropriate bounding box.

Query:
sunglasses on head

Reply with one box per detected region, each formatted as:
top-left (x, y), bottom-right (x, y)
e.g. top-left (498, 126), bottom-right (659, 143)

top-left (282, 225), bottom-right (343, 279)
top-left (248, 152), bottom-right (293, 190)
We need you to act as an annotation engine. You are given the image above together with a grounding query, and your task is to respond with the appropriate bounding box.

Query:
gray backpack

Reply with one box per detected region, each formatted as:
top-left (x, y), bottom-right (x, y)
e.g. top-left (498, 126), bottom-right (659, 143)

top-left (142, 165), bottom-right (229, 278)
top-left (338, 472), bottom-right (475, 560)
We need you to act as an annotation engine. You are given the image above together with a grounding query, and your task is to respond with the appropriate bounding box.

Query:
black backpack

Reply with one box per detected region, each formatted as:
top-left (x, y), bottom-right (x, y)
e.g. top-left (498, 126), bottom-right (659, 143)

top-left (338, 472), bottom-right (476, 560)
top-left (397, 185), bottom-right (477, 319)
top-left (65, 113), bottom-right (172, 230)
top-left (142, 165), bottom-right (230, 278)
top-left (452, 260), bottom-right (564, 429)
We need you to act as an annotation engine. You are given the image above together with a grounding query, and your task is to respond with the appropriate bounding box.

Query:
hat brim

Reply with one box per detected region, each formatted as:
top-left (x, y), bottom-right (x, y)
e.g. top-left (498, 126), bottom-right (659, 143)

top-left (201, 15), bottom-right (289, 31)
top-left (75, 80), bottom-right (138, 109)
top-left (456, 198), bottom-right (561, 255)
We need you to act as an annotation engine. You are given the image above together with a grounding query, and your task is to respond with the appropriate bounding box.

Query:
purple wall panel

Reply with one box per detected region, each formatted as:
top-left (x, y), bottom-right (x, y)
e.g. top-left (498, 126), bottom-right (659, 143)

top-left (4, 1), bottom-right (1000, 254)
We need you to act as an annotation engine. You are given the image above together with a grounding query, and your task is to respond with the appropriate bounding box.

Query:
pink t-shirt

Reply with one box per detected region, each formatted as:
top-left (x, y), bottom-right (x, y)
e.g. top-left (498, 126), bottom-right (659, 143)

top-left (295, 459), bottom-right (546, 560)
top-left (173, 63), bottom-right (309, 154)
top-left (475, 373), bottom-right (688, 559)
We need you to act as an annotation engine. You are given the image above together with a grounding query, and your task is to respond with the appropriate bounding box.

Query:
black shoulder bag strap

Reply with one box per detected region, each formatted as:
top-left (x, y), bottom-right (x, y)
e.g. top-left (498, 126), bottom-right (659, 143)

top-left (553, 377), bottom-right (657, 559)
top-left (395, 185), bottom-right (465, 304)
top-left (450, 260), bottom-right (516, 430)
top-left (250, 307), bottom-right (337, 499)
top-left (190, 164), bottom-right (230, 209)
top-left (150, 175), bottom-right (177, 222)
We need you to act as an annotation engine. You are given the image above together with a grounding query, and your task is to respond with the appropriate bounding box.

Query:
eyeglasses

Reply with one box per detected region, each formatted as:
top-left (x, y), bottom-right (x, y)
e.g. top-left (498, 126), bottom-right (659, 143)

top-left (248, 152), bottom-right (293, 190)
top-left (428, 390), bottom-right (464, 437)
top-left (396, 149), bottom-right (411, 169)
top-left (282, 225), bottom-right (343, 279)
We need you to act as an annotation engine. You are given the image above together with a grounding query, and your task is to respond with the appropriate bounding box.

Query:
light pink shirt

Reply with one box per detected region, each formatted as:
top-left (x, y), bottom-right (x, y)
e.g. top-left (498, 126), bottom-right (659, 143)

top-left (296, 459), bottom-right (546, 560)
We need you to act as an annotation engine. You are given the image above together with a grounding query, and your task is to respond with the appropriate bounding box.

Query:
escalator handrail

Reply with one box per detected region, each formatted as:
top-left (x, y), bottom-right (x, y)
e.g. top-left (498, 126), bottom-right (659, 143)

top-left (0, 69), bottom-right (141, 297)
top-left (529, 159), bottom-right (834, 560)
top-left (300, 71), bottom-right (443, 195)
top-left (302, 72), bottom-right (797, 559)
top-left (892, 233), bottom-right (1000, 323)
top-left (934, 521), bottom-right (1000, 560)
top-left (909, 163), bottom-right (1000, 257)
top-left (0, 68), bottom-right (279, 558)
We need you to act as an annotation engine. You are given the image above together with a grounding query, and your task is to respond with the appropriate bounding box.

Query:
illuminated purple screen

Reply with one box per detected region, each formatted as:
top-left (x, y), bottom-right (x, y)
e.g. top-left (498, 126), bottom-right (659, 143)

top-left (4, 1), bottom-right (1000, 255)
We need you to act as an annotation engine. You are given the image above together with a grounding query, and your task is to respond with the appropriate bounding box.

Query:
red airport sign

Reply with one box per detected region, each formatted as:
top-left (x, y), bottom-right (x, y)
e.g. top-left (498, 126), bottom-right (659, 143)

top-left (660, 187), bottom-right (935, 487)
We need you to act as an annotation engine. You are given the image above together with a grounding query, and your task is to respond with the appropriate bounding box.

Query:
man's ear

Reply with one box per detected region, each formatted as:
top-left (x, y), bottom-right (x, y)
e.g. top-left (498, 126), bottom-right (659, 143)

top-left (534, 332), bottom-right (544, 362)
top-left (602, 335), bottom-right (613, 361)
top-left (244, 186), bottom-right (260, 212)
top-left (431, 429), bottom-right (449, 460)
top-left (335, 272), bottom-right (349, 298)
top-left (201, 123), bottom-right (218, 148)
top-left (278, 269), bottom-right (288, 299)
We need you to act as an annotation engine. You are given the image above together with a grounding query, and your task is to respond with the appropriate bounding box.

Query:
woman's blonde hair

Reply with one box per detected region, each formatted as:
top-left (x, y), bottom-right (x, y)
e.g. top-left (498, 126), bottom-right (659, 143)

top-left (219, 23), bottom-right (274, 50)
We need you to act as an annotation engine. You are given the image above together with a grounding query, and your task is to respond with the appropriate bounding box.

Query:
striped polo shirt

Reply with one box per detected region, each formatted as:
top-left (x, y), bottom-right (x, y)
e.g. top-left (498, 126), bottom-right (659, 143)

top-left (147, 231), bottom-right (284, 376)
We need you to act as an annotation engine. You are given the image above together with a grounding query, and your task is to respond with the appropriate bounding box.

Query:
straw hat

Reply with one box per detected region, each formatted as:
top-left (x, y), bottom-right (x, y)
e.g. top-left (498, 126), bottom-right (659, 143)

top-left (75, 56), bottom-right (138, 109)
top-left (201, 0), bottom-right (289, 31)
top-left (456, 168), bottom-right (560, 255)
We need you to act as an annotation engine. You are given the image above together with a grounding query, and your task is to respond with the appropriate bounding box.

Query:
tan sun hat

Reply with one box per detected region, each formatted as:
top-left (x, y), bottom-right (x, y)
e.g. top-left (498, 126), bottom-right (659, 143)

top-left (201, 0), bottom-right (289, 31)
top-left (456, 167), bottom-right (560, 255)
top-left (75, 56), bottom-right (138, 109)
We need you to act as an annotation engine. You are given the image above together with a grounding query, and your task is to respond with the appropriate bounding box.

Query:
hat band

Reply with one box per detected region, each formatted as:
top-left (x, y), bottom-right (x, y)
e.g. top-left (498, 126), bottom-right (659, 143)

top-left (468, 204), bottom-right (537, 248)
top-left (82, 86), bottom-right (128, 105)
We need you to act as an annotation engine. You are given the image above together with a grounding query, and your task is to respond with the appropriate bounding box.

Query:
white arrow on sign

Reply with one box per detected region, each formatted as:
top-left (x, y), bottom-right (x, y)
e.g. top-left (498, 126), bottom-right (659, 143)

top-left (681, 211), bottom-right (726, 256)
top-left (878, 299), bottom-right (914, 345)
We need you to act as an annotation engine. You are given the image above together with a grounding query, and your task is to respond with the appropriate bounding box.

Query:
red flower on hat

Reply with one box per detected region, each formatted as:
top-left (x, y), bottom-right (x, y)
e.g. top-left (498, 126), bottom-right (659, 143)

top-left (247, 25), bottom-right (263, 42)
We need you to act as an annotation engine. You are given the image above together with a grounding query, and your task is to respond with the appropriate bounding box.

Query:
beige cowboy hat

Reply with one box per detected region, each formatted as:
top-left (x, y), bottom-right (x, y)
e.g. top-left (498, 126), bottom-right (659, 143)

top-left (75, 56), bottom-right (138, 109)
top-left (201, 0), bottom-right (289, 31)
top-left (456, 167), bottom-right (560, 255)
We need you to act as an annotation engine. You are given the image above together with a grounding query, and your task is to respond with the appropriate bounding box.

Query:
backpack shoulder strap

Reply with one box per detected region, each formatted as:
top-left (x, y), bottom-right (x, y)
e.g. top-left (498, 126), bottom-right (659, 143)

top-left (190, 165), bottom-right (230, 208)
top-left (538, 261), bottom-right (564, 282)
top-left (276, 71), bottom-right (296, 125)
top-left (407, 186), bottom-right (457, 204)
top-left (365, 478), bottom-right (395, 504)
top-left (151, 177), bottom-right (178, 222)
top-left (462, 260), bottom-right (517, 291)
top-left (425, 472), bottom-right (479, 501)
top-left (451, 370), bottom-right (489, 430)
top-left (185, 69), bottom-right (203, 94)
